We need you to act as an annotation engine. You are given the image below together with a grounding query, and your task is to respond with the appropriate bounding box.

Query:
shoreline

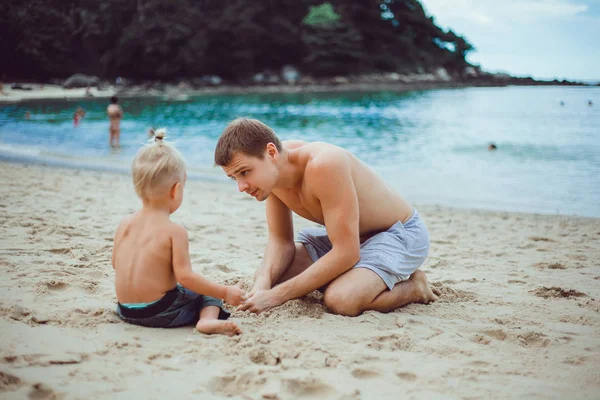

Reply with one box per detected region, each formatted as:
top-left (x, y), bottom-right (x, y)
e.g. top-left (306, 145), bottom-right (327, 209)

top-left (1, 79), bottom-right (596, 104)
top-left (2, 158), bottom-right (598, 222)
top-left (1, 161), bottom-right (599, 399)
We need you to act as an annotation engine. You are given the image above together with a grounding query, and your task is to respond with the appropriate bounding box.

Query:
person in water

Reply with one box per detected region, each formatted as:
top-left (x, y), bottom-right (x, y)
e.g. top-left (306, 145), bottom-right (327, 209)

top-left (112, 129), bottom-right (245, 335)
top-left (73, 107), bottom-right (85, 127)
top-left (107, 96), bottom-right (124, 147)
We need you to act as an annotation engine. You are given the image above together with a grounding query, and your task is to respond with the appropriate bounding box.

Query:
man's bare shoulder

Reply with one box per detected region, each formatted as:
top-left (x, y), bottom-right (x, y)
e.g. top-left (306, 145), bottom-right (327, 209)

top-left (306, 145), bottom-right (349, 173)
top-left (282, 139), bottom-right (308, 150)
top-left (302, 147), bottom-right (352, 200)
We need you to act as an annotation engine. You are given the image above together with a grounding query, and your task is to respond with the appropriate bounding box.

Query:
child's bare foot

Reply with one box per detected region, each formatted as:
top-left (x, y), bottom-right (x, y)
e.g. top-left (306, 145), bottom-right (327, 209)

top-left (196, 320), bottom-right (242, 336)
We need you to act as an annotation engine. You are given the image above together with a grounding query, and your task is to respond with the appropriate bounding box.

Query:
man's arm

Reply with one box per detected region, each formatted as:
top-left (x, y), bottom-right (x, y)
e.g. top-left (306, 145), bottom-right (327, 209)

top-left (273, 153), bottom-right (360, 302)
top-left (252, 194), bottom-right (295, 291)
top-left (242, 152), bottom-right (360, 313)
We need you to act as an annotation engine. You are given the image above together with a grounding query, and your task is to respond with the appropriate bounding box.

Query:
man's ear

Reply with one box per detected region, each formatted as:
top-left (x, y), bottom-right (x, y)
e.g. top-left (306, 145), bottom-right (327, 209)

top-left (266, 142), bottom-right (278, 161)
top-left (170, 182), bottom-right (181, 199)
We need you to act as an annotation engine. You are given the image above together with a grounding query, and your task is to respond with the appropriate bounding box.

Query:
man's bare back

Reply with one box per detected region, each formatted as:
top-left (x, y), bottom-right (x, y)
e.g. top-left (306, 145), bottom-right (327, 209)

top-left (273, 141), bottom-right (414, 241)
top-left (113, 211), bottom-right (178, 303)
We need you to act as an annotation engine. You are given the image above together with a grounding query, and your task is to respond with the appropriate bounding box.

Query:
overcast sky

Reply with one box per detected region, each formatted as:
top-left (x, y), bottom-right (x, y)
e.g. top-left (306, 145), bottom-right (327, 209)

top-left (420, 0), bottom-right (600, 81)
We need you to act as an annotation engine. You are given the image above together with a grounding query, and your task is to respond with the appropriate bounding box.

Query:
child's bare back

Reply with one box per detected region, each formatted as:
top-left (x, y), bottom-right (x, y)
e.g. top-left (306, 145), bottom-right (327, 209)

top-left (113, 210), bottom-right (178, 304)
top-left (112, 129), bottom-right (245, 335)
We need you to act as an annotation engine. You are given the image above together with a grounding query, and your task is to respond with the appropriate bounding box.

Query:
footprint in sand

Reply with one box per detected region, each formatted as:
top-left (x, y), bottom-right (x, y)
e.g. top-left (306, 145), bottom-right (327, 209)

top-left (430, 283), bottom-right (475, 303)
top-left (517, 332), bottom-right (550, 347)
top-left (469, 360), bottom-right (491, 367)
top-left (508, 279), bottom-right (527, 284)
top-left (533, 262), bottom-right (567, 270)
top-left (45, 280), bottom-right (69, 291)
top-left (564, 356), bottom-right (587, 365)
top-left (28, 383), bottom-right (60, 400)
top-left (216, 264), bottom-right (233, 273)
top-left (529, 286), bottom-right (586, 299)
top-left (8, 305), bottom-right (31, 322)
top-left (0, 370), bottom-right (23, 392)
top-left (47, 248), bottom-right (71, 255)
top-left (396, 371), bottom-right (417, 382)
top-left (469, 334), bottom-right (491, 345)
top-left (209, 371), bottom-right (267, 397)
top-left (368, 334), bottom-right (413, 351)
top-left (351, 368), bottom-right (381, 379)
top-left (282, 377), bottom-right (335, 397)
top-left (529, 236), bottom-right (555, 242)
top-left (479, 329), bottom-right (508, 341)
top-left (248, 347), bottom-right (280, 366)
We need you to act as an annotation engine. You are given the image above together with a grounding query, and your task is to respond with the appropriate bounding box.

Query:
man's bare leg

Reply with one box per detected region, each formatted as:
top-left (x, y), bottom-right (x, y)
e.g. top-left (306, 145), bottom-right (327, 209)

top-left (195, 306), bottom-right (242, 336)
top-left (268, 244), bottom-right (437, 316)
top-left (323, 268), bottom-right (438, 317)
top-left (368, 270), bottom-right (438, 313)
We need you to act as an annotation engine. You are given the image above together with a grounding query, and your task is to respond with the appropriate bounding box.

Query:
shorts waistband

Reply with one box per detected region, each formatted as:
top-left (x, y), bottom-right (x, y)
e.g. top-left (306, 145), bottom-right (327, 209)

top-left (117, 286), bottom-right (179, 319)
top-left (402, 208), bottom-right (419, 226)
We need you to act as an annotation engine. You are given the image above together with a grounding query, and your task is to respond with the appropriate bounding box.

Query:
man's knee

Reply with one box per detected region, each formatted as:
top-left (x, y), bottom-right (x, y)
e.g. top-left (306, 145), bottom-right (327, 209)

top-left (323, 284), bottom-right (362, 317)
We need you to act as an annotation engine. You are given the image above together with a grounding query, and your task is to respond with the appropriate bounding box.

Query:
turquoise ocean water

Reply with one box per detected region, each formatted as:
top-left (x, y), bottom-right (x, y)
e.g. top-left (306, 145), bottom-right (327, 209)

top-left (1, 86), bottom-right (599, 217)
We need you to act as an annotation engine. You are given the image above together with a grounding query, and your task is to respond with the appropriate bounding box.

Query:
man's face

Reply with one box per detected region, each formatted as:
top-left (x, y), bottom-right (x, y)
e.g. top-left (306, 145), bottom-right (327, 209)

top-left (222, 151), bottom-right (278, 202)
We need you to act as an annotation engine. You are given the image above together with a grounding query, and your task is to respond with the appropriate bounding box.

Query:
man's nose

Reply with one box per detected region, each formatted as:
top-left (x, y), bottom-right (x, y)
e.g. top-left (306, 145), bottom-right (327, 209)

top-left (237, 179), bottom-right (249, 192)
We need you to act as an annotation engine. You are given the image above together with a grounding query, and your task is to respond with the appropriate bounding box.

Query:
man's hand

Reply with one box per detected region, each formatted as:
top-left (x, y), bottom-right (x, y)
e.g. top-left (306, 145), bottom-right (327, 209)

top-left (224, 285), bottom-right (246, 306)
top-left (238, 289), bottom-right (283, 313)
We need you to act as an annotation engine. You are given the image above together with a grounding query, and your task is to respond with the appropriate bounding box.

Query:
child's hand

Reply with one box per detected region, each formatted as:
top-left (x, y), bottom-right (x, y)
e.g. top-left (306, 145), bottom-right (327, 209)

top-left (224, 285), bottom-right (246, 306)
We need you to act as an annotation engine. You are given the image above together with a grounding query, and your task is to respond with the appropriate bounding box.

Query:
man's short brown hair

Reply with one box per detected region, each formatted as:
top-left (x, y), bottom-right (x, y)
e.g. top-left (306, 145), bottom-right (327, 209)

top-left (214, 118), bottom-right (282, 166)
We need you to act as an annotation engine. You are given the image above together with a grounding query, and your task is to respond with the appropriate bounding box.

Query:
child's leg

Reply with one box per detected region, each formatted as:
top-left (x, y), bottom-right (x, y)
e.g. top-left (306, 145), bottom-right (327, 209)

top-left (196, 306), bottom-right (242, 336)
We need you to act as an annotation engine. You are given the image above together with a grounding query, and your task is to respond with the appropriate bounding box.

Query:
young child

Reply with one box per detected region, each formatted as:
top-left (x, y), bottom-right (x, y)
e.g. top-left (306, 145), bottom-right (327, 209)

top-left (112, 129), bottom-right (245, 335)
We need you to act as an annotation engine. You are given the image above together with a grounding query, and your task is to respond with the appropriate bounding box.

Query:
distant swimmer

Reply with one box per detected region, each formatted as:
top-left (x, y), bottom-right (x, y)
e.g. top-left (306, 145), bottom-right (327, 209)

top-left (25, 111), bottom-right (30, 120)
top-left (488, 143), bottom-right (497, 151)
top-left (73, 107), bottom-right (85, 127)
top-left (107, 96), bottom-right (124, 147)
top-left (560, 101), bottom-right (565, 106)
top-left (589, 100), bottom-right (593, 106)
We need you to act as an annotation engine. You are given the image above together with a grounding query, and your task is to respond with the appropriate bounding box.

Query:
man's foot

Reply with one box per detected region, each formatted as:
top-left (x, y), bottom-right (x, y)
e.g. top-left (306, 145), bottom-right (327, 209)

top-left (196, 320), bottom-right (242, 336)
top-left (409, 270), bottom-right (439, 304)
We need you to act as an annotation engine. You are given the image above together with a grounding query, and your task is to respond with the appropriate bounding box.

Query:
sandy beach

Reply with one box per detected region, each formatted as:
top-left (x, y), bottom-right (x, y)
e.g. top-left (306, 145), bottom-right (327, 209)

top-left (1, 161), bottom-right (599, 399)
top-left (0, 79), bottom-right (566, 104)
top-left (0, 85), bottom-right (118, 103)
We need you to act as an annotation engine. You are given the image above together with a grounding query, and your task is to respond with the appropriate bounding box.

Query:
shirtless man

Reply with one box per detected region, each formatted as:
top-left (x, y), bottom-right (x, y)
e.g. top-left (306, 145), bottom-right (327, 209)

top-left (215, 118), bottom-right (438, 316)
top-left (107, 96), bottom-right (123, 147)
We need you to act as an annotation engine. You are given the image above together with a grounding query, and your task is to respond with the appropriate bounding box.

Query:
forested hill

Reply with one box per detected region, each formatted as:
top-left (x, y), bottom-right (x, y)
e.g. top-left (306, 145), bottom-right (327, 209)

top-left (0, 0), bottom-right (475, 81)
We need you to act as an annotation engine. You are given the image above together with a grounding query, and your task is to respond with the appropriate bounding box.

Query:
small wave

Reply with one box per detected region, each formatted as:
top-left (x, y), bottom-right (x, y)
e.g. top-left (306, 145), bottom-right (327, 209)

top-left (0, 143), bottom-right (42, 157)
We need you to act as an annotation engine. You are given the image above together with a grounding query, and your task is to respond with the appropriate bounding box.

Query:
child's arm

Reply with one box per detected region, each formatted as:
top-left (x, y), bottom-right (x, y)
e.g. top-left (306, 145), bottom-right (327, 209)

top-left (171, 224), bottom-right (245, 305)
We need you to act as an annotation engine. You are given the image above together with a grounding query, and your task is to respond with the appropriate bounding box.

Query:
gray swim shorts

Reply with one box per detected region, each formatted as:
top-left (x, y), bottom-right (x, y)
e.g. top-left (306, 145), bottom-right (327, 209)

top-left (297, 209), bottom-right (430, 290)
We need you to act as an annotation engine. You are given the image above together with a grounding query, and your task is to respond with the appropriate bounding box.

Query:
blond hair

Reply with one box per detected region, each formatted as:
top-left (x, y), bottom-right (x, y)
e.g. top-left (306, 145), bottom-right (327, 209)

top-left (132, 129), bottom-right (186, 201)
top-left (214, 118), bottom-right (282, 166)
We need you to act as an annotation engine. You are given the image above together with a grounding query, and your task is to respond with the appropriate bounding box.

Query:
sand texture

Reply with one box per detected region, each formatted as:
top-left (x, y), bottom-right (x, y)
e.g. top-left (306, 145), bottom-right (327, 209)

top-left (1, 162), bottom-right (599, 399)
